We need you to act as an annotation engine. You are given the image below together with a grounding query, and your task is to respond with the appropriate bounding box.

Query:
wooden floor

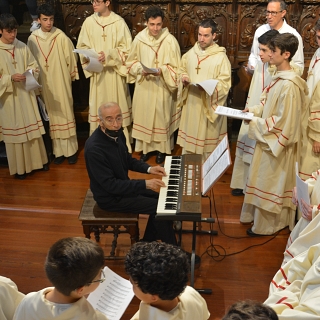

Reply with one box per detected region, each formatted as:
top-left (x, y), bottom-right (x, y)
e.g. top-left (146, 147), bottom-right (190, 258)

top-left (0, 138), bottom-right (290, 320)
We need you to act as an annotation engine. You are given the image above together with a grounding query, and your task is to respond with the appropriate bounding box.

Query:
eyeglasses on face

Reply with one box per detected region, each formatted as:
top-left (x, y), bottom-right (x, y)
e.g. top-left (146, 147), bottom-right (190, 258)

top-left (265, 10), bottom-right (283, 17)
top-left (104, 116), bottom-right (123, 125)
top-left (90, 0), bottom-right (105, 5)
top-left (88, 269), bottom-right (106, 285)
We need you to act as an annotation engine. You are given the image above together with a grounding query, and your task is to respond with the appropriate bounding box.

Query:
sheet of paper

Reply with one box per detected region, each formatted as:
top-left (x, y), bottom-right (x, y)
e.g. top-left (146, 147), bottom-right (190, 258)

top-left (73, 49), bottom-right (103, 73)
top-left (141, 62), bottom-right (158, 74)
top-left (215, 105), bottom-right (254, 120)
top-left (87, 266), bottom-right (134, 320)
top-left (295, 163), bottom-right (310, 211)
top-left (202, 149), bottom-right (231, 195)
top-left (23, 70), bottom-right (41, 91)
top-left (37, 96), bottom-right (49, 121)
top-left (191, 79), bottom-right (218, 96)
top-left (202, 134), bottom-right (228, 178)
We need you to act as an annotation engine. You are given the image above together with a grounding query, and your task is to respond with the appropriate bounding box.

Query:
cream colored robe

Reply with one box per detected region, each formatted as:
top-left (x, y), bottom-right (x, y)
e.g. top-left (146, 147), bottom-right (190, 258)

top-left (283, 169), bottom-right (320, 265)
top-left (177, 42), bottom-right (231, 157)
top-left (0, 276), bottom-right (24, 320)
top-left (127, 27), bottom-right (181, 154)
top-left (0, 38), bottom-right (47, 175)
top-left (28, 27), bottom-right (79, 158)
top-left (241, 69), bottom-right (308, 234)
top-left (13, 287), bottom-right (108, 320)
top-left (130, 286), bottom-right (210, 320)
top-left (77, 12), bottom-right (132, 151)
top-left (265, 243), bottom-right (320, 319)
top-left (230, 61), bottom-right (274, 190)
top-left (300, 48), bottom-right (320, 180)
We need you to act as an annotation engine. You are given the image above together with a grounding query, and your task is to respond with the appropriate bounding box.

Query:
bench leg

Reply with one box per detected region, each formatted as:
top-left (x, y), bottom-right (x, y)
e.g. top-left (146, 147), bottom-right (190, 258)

top-left (110, 226), bottom-right (120, 256)
top-left (92, 226), bottom-right (101, 242)
top-left (127, 223), bottom-right (139, 244)
top-left (83, 225), bottom-right (91, 239)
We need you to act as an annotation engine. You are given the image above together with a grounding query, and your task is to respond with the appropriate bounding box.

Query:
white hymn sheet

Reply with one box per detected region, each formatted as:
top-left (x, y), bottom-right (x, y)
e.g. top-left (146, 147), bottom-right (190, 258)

top-left (23, 70), bottom-right (41, 91)
top-left (191, 79), bottom-right (218, 96)
top-left (37, 96), bottom-right (49, 121)
top-left (215, 105), bottom-right (254, 120)
top-left (203, 149), bottom-right (231, 195)
top-left (73, 49), bottom-right (103, 73)
top-left (202, 134), bottom-right (228, 179)
top-left (87, 266), bottom-right (134, 320)
top-left (141, 62), bottom-right (158, 74)
top-left (295, 162), bottom-right (310, 212)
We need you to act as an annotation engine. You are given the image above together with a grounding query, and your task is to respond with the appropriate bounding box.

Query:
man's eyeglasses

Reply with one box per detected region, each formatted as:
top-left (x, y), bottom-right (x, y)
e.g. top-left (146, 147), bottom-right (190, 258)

top-left (90, 0), bottom-right (105, 5)
top-left (104, 116), bottom-right (123, 125)
top-left (265, 10), bottom-right (283, 17)
top-left (88, 269), bottom-right (105, 285)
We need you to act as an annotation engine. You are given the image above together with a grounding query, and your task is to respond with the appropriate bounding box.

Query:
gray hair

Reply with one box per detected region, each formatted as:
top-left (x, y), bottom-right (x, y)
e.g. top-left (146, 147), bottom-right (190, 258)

top-left (98, 102), bottom-right (120, 120)
top-left (315, 18), bottom-right (320, 32)
top-left (268, 0), bottom-right (287, 11)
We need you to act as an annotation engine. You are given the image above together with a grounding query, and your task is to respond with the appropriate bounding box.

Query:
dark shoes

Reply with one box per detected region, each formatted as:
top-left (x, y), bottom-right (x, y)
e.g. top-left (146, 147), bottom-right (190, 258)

top-left (140, 153), bottom-right (151, 162)
top-left (246, 228), bottom-right (270, 237)
top-left (54, 155), bottom-right (65, 164)
top-left (15, 173), bottom-right (26, 180)
top-left (231, 188), bottom-right (244, 196)
top-left (42, 163), bottom-right (49, 171)
top-left (68, 153), bottom-right (78, 164)
top-left (156, 152), bottom-right (166, 164)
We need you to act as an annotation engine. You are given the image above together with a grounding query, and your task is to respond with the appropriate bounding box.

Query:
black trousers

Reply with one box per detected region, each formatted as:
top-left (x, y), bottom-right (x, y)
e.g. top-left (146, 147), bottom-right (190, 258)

top-left (99, 190), bottom-right (177, 245)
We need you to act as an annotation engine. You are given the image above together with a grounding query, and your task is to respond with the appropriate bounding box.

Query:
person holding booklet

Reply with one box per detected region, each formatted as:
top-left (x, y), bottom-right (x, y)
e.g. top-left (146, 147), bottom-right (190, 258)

top-left (125, 241), bottom-right (210, 320)
top-left (240, 33), bottom-right (308, 236)
top-left (13, 237), bottom-right (108, 320)
top-left (0, 13), bottom-right (48, 179)
top-left (126, 6), bottom-right (181, 164)
top-left (177, 18), bottom-right (231, 159)
top-left (77, 0), bottom-right (132, 151)
top-left (230, 29), bottom-right (278, 196)
top-left (28, 3), bottom-right (79, 165)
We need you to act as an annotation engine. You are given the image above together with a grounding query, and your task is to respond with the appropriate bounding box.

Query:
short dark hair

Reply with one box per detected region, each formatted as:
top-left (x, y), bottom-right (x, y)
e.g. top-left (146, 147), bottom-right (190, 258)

top-left (125, 242), bottom-right (189, 300)
top-left (269, 33), bottom-right (298, 62)
top-left (222, 300), bottom-right (279, 320)
top-left (0, 13), bottom-right (18, 31)
top-left (314, 18), bottom-right (320, 32)
top-left (37, 3), bottom-right (55, 18)
top-left (45, 237), bottom-right (105, 296)
top-left (199, 18), bottom-right (217, 34)
top-left (145, 6), bottom-right (164, 22)
top-left (258, 29), bottom-right (279, 45)
top-left (268, 0), bottom-right (287, 12)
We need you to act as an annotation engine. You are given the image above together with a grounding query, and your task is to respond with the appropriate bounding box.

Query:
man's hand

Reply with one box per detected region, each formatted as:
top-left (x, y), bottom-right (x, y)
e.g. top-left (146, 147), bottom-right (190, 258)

top-left (98, 51), bottom-right (105, 63)
top-left (291, 187), bottom-right (298, 206)
top-left (300, 198), bottom-right (312, 221)
top-left (11, 73), bottom-right (26, 82)
top-left (244, 64), bottom-right (254, 74)
top-left (149, 166), bottom-right (166, 176)
top-left (313, 141), bottom-right (320, 154)
top-left (145, 178), bottom-right (166, 191)
top-left (242, 107), bottom-right (251, 123)
top-left (182, 76), bottom-right (190, 86)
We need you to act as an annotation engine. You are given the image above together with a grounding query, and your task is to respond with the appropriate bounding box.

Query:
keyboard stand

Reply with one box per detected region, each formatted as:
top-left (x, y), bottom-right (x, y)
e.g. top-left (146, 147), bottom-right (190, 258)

top-left (156, 214), bottom-right (213, 294)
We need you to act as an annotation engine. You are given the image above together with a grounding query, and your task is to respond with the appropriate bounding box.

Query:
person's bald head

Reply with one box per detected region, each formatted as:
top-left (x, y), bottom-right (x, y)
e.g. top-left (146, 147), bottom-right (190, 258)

top-left (98, 102), bottom-right (123, 132)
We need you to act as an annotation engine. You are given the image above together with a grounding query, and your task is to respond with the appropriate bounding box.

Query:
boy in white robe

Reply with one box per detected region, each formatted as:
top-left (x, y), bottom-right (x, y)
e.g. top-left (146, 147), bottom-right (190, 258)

top-left (28, 3), bottom-right (79, 165)
top-left (0, 13), bottom-right (48, 179)
top-left (125, 242), bottom-right (210, 320)
top-left (13, 237), bottom-right (108, 320)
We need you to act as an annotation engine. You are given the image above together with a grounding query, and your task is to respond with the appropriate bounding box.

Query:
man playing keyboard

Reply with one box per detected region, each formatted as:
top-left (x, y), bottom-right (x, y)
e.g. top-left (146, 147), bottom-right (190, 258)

top-left (84, 102), bottom-right (177, 245)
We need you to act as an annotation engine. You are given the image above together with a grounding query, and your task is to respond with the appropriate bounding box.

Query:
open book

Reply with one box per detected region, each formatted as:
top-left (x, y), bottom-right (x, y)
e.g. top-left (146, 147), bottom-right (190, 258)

top-left (87, 266), bottom-right (134, 320)
top-left (215, 105), bottom-right (254, 120)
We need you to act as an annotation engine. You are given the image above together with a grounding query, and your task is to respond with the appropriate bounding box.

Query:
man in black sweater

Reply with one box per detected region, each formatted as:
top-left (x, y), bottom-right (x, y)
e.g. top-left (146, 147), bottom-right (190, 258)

top-left (84, 102), bottom-right (177, 244)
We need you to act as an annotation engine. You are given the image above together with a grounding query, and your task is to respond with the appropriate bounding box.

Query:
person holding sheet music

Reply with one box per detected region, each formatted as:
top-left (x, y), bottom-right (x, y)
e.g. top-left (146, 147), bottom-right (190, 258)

top-left (77, 0), bottom-right (132, 151)
top-left (28, 3), bottom-right (79, 165)
top-left (240, 33), bottom-right (308, 236)
top-left (177, 18), bottom-right (231, 159)
top-left (13, 237), bottom-right (108, 320)
top-left (126, 6), bottom-right (181, 164)
top-left (230, 29), bottom-right (278, 197)
top-left (0, 13), bottom-right (48, 179)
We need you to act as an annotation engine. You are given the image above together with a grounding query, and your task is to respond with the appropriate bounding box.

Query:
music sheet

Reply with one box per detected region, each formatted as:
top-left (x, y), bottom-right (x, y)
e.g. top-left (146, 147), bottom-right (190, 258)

top-left (215, 105), bottom-right (254, 120)
top-left (23, 70), bottom-right (42, 91)
top-left (87, 266), bottom-right (134, 320)
top-left (295, 163), bottom-right (310, 211)
top-left (73, 49), bottom-right (103, 73)
top-left (191, 79), bottom-right (218, 96)
top-left (141, 62), bottom-right (158, 74)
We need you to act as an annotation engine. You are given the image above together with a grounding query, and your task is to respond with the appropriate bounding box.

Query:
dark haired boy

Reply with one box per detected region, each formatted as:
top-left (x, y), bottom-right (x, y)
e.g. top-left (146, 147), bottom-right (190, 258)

top-left (177, 18), bottom-right (231, 159)
top-left (13, 237), bottom-right (107, 319)
top-left (77, 0), bottom-right (132, 152)
top-left (126, 6), bottom-right (181, 164)
top-left (125, 242), bottom-right (210, 319)
top-left (0, 13), bottom-right (48, 179)
top-left (241, 33), bottom-right (309, 236)
top-left (28, 3), bottom-right (79, 165)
